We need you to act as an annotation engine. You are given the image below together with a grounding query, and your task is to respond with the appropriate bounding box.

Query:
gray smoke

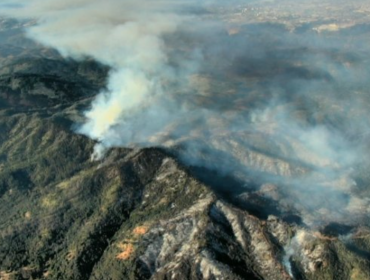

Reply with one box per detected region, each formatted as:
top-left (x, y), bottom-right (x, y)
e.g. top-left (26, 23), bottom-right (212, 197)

top-left (2, 0), bottom-right (370, 226)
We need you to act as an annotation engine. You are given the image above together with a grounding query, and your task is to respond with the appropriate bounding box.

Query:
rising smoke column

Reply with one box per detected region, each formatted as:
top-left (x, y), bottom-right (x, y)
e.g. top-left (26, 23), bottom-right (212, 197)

top-left (1, 0), bottom-right (370, 226)
top-left (0, 0), bottom-right (187, 158)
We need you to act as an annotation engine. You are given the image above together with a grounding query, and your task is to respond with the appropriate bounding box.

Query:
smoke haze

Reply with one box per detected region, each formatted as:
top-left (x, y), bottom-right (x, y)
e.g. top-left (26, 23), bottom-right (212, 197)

top-left (2, 0), bottom-right (370, 226)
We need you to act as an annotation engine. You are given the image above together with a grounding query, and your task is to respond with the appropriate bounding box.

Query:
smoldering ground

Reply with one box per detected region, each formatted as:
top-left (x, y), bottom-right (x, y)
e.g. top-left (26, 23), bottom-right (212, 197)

top-left (2, 0), bottom-right (370, 227)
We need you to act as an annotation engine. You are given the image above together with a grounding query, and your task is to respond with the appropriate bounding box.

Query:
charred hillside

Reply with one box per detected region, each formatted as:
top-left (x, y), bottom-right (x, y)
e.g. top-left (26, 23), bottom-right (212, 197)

top-left (1, 2), bottom-right (370, 279)
top-left (0, 58), bottom-right (369, 280)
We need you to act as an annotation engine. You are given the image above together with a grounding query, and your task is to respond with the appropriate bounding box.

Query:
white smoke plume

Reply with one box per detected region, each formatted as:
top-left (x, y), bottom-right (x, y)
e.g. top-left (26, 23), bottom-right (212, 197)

top-left (0, 0), bottom-right (187, 158)
top-left (2, 0), bottom-right (370, 227)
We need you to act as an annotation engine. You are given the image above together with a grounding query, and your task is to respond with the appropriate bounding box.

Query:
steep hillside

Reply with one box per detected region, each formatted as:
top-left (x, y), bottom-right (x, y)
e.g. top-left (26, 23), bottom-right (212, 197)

top-left (1, 14), bottom-right (370, 280)
top-left (0, 59), bottom-right (369, 280)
